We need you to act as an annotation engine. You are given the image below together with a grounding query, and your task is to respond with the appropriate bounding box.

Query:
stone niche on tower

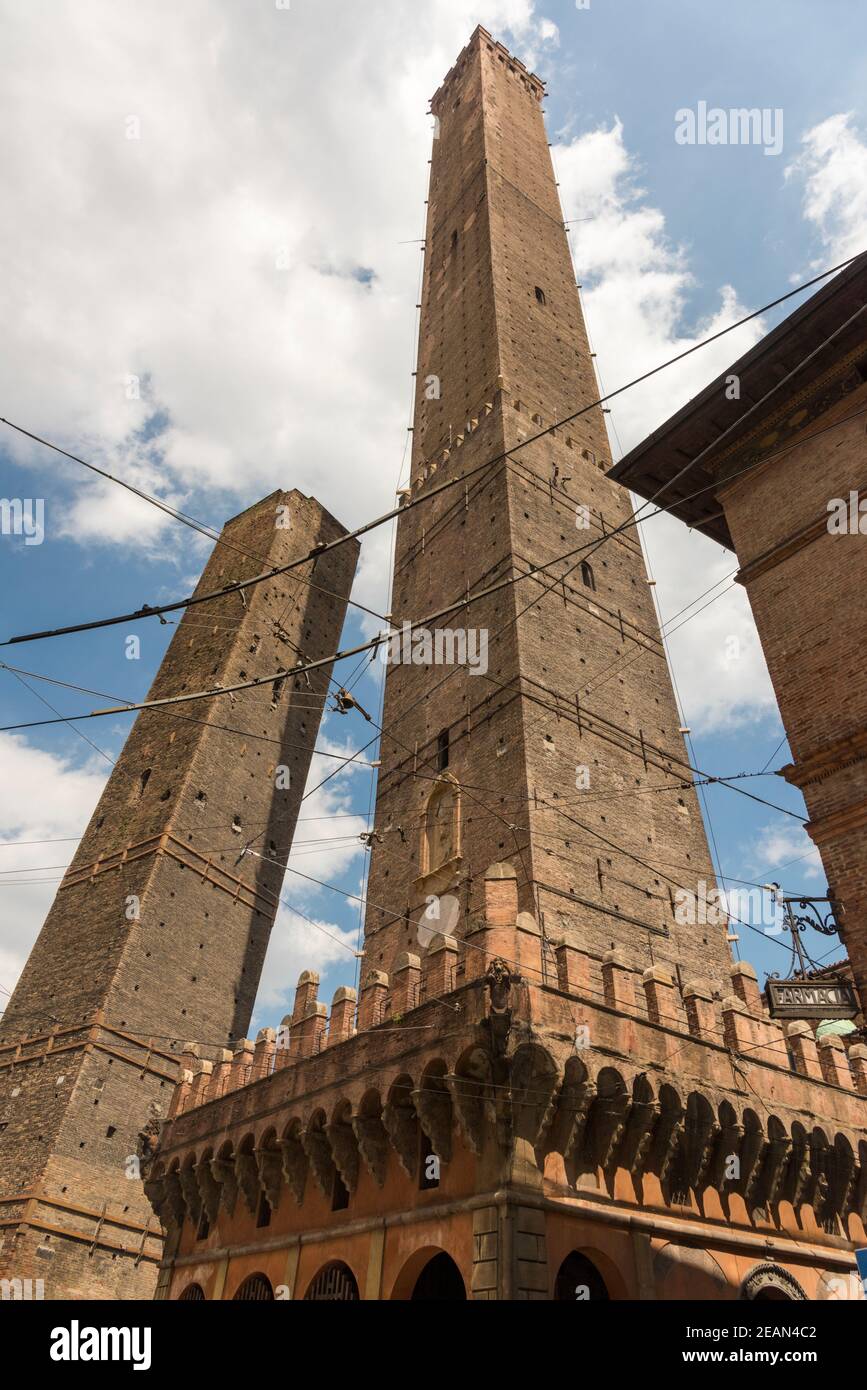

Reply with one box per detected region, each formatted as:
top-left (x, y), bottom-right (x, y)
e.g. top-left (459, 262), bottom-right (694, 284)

top-left (416, 772), bottom-right (462, 896)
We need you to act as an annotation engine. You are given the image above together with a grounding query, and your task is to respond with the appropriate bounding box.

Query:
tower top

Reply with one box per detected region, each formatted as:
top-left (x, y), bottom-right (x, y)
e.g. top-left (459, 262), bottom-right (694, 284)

top-left (429, 26), bottom-right (546, 112)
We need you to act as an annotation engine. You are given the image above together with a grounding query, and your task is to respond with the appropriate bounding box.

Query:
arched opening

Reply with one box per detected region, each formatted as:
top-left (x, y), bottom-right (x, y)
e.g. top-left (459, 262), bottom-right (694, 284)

top-left (232, 1273), bottom-right (274, 1301)
top-left (178, 1282), bottom-right (206, 1301)
top-left (390, 1246), bottom-right (465, 1300)
top-left (554, 1251), bottom-right (610, 1301)
top-left (740, 1264), bottom-right (807, 1301)
top-left (411, 1252), bottom-right (466, 1301)
top-left (580, 560), bottom-right (595, 591)
top-left (420, 775), bottom-right (460, 876)
top-left (304, 1261), bottom-right (360, 1301)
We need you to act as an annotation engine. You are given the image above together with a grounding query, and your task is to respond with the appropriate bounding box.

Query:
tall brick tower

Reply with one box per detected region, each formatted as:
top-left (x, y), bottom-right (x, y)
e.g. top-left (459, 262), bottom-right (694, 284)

top-left (0, 489), bottom-right (358, 1298)
top-left (363, 27), bottom-right (732, 992)
top-left (147, 32), bottom-right (867, 1306)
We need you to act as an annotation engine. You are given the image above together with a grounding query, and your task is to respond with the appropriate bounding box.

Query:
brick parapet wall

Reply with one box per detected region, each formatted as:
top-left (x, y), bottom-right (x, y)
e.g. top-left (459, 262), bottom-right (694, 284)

top-left (163, 856), bottom-right (866, 1143)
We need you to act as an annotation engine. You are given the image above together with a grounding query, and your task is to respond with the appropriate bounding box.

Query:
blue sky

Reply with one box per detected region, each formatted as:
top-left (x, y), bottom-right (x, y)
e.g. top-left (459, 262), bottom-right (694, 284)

top-left (1, 0), bottom-right (864, 1037)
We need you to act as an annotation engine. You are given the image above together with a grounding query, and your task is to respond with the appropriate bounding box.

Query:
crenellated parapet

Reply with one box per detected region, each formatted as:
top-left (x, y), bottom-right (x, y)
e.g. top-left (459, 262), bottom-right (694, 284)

top-left (148, 859), bottom-right (867, 1269)
top-left (162, 856), bottom-right (867, 1124)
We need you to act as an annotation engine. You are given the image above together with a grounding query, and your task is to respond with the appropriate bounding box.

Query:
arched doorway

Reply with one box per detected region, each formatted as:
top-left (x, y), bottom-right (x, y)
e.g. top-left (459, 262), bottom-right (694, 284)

top-left (232, 1273), bottom-right (274, 1301)
top-left (741, 1265), bottom-right (806, 1301)
top-left (178, 1282), bottom-right (206, 1301)
top-left (554, 1251), bottom-right (610, 1301)
top-left (304, 1262), bottom-right (360, 1301)
top-left (411, 1252), bottom-right (466, 1301)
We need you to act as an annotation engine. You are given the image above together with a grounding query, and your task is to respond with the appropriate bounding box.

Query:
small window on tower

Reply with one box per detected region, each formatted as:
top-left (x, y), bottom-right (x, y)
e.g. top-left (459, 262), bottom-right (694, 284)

top-left (535, 286), bottom-right (546, 305)
top-left (451, 229), bottom-right (458, 250)
top-left (437, 727), bottom-right (450, 771)
top-left (580, 560), bottom-right (595, 591)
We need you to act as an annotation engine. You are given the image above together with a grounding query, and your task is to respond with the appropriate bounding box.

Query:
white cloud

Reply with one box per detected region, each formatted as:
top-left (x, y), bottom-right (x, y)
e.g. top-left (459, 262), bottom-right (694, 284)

top-left (786, 113), bottom-right (867, 263)
top-left (747, 821), bottom-right (823, 884)
top-left (638, 517), bottom-right (779, 731)
top-left (0, 734), bottom-right (108, 996)
top-left (0, 0), bottom-right (556, 577)
top-left (553, 120), bottom-right (777, 731)
top-left (284, 749), bottom-right (370, 888)
top-left (253, 904), bottom-right (359, 1021)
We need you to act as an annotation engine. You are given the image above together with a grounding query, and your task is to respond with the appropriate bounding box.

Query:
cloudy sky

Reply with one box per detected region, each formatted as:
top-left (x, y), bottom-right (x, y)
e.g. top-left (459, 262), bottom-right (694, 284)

top-left (1, 0), bottom-right (864, 1036)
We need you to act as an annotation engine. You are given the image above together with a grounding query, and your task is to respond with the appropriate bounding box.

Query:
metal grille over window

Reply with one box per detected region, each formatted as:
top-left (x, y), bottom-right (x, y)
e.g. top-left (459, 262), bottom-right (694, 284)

top-left (232, 1273), bottom-right (274, 1301)
top-left (304, 1262), bottom-right (360, 1301)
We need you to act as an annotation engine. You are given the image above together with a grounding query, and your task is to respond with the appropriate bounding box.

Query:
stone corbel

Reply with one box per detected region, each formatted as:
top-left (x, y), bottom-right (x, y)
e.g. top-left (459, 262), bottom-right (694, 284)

top-left (743, 1138), bottom-right (770, 1210)
top-left (764, 1137), bottom-right (793, 1208)
top-left (812, 1170), bottom-right (830, 1225)
top-left (234, 1151), bottom-right (261, 1215)
top-left (302, 1126), bottom-right (336, 1198)
top-left (587, 1093), bottom-right (629, 1173)
top-left (787, 1139), bottom-right (812, 1209)
top-left (178, 1166), bottom-right (202, 1226)
top-left (352, 1113), bottom-right (390, 1188)
top-left (142, 1175), bottom-right (171, 1229)
top-left (658, 1120), bottom-right (685, 1187)
top-left (256, 1145), bottom-right (283, 1211)
top-left (645, 1101), bottom-right (682, 1182)
top-left (416, 1084), bottom-right (458, 1162)
top-left (382, 1098), bottom-right (418, 1179)
top-left (737, 1125), bottom-right (765, 1203)
top-left (163, 1170), bottom-right (187, 1227)
top-left (509, 1048), bottom-right (559, 1150)
top-left (326, 1117), bottom-right (360, 1195)
top-left (683, 1118), bottom-right (719, 1193)
top-left (707, 1122), bottom-right (743, 1191)
top-left (279, 1133), bottom-right (308, 1206)
top-left (196, 1158), bottom-right (221, 1226)
top-left (619, 1100), bottom-right (658, 1178)
top-left (550, 1079), bottom-right (596, 1163)
top-left (827, 1147), bottom-right (855, 1225)
top-left (802, 1141), bottom-right (828, 1216)
top-left (527, 1083), bottom-right (559, 1152)
top-left (209, 1156), bottom-right (239, 1217)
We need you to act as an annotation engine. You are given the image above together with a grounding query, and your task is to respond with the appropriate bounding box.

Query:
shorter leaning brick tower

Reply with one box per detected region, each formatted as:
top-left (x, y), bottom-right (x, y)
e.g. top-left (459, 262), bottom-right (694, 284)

top-left (0, 489), bottom-right (358, 1299)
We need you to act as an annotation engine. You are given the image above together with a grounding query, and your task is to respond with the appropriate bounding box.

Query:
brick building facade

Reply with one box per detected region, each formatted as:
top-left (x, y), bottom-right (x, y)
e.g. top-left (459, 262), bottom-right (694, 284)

top-left (145, 32), bottom-right (867, 1303)
top-left (0, 491), bottom-right (358, 1298)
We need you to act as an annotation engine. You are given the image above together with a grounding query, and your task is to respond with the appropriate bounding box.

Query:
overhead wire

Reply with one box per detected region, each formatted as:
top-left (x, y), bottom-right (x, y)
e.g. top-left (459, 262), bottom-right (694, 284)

top-left (3, 250), bottom-right (862, 650)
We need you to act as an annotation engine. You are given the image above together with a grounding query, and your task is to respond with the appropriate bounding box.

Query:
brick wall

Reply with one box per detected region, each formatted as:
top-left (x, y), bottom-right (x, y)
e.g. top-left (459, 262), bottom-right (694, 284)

top-left (719, 381), bottom-right (867, 1007)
